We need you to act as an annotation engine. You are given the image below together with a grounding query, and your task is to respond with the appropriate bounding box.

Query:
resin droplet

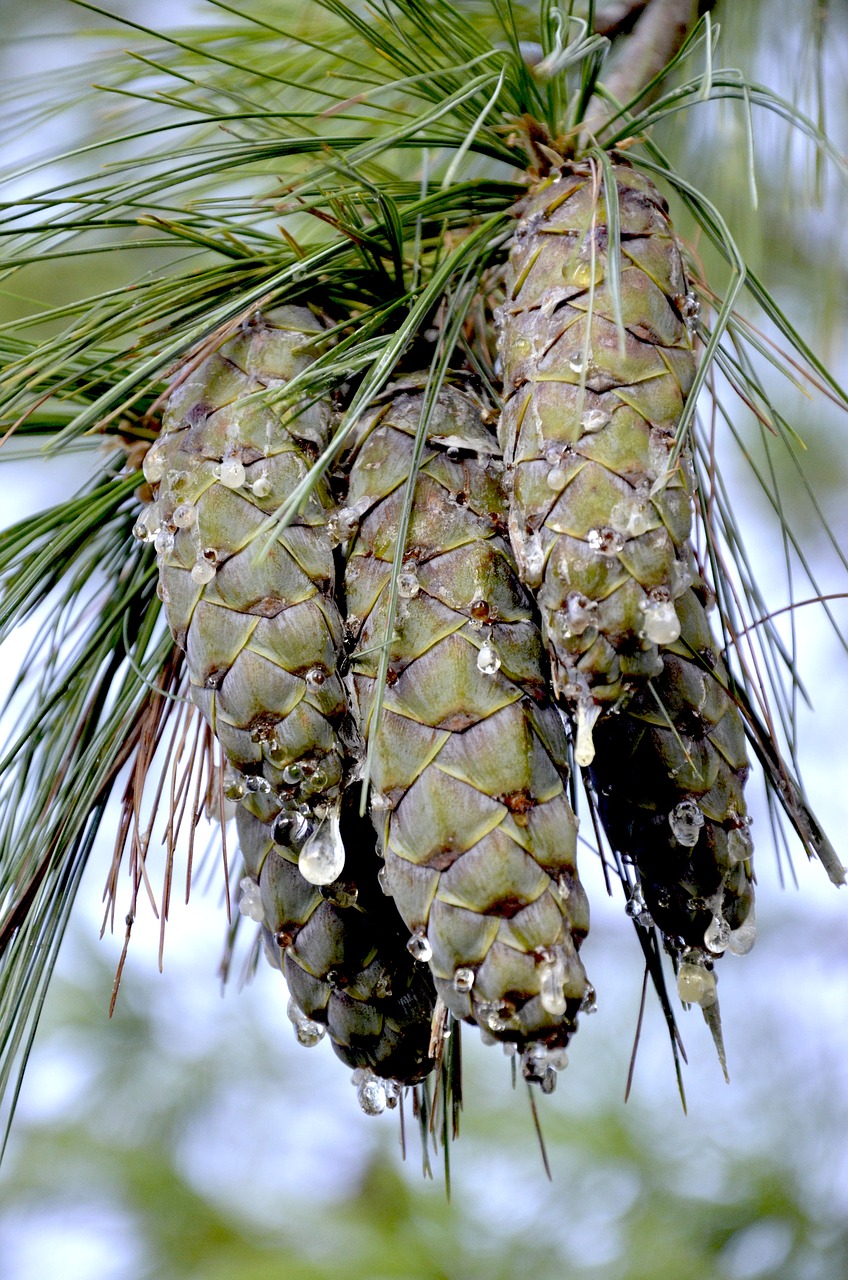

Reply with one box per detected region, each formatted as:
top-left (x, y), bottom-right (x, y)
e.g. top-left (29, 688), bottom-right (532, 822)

top-left (383, 1079), bottom-right (401, 1110)
top-left (580, 982), bottom-right (598, 1015)
top-left (522, 1042), bottom-right (569, 1091)
top-left (642, 595), bottom-right (681, 644)
top-left (625, 887), bottom-right (654, 929)
top-left (546, 466), bottom-right (568, 491)
top-left (370, 792), bottom-right (394, 813)
top-left (295, 1018), bottom-right (326, 1048)
top-left (669, 799), bottom-right (704, 847)
top-left (476, 641), bottom-right (501, 676)
top-left (539, 955), bottom-right (567, 1016)
top-left (298, 815), bottom-right (344, 886)
top-left (237, 876), bottom-right (264, 923)
top-left (397, 570), bottom-right (420, 599)
top-left (215, 457), bottom-right (246, 489)
top-left (453, 967), bottom-right (474, 993)
top-left (327, 506), bottom-right (360, 545)
top-left (251, 473), bottom-right (272, 498)
top-left (305, 667), bottom-right (326, 689)
top-left (273, 810), bottom-right (309, 847)
top-left (580, 408), bottom-right (610, 434)
top-left (282, 763), bottom-right (304, 786)
top-left (671, 558), bottom-right (694, 596)
top-left (610, 495), bottom-right (654, 538)
top-left (286, 997), bottom-right (326, 1047)
top-left (357, 1074), bottom-right (387, 1116)
top-left (574, 697), bottom-right (602, 767)
top-left (587, 526), bottom-right (624, 556)
top-left (377, 865), bottom-right (392, 896)
top-left (515, 529), bottom-right (545, 586)
top-left (565, 592), bottom-right (596, 636)
top-left (568, 349), bottom-right (591, 374)
top-left (142, 444), bottom-right (166, 484)
top-left (727, 911), bottom-right (757, 956)
top-left (677, 961), bottom-right (717, 1008)
top-left (704, 913), bottom-right (732, 955)
top-left (191, 560), bottom-right (216, 585)
top-left (727, 826), bottom-right (753, 863)
top-left (223, 771), bottom-right (246, 802)
top-left (132, 508), bottom-right (158, 543)
top-left (406, 928), bottom-right (432, 963)
top-left (245, 775), bottom-right (271, 794)
top-left (171, 502), bottom-right (195, 529)
top-left (154, 529), bottom-right (175, 557)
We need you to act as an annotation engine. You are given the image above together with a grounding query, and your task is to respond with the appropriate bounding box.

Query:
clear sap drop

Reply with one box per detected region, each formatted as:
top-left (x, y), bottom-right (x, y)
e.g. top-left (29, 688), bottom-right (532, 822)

top-left (727, 826), bottom-right (754, 863)
top-left (215, 458), bottom-right (246, 489)
top-left (377, 865), bottom-right (392, 896)
top-left (546, 466), bottom-right (568, 491)
top-left (539, 956), bottom-right (567, 1016)
top-left (406, 928), bottom-right (432, 963)
top-left (587, 527), bottom-right (624, 557)
top-left (453, 967), bottom-right (475, 993)
top-left (580, 408), bottom-right (610, 434)
top-left (357, 1074), bottom-right (387, 1116)
top-left (294, 1018), bottom-right (326, 1048)
top-left (142, 444), bottom-right (167, 484)
top-left (476, 641), bottom-right (502, 676)
top-left (517, 530), bottom-right (545, 586)
top-left (574, 697), bottom-right (601, 767)
top-left (677, 961), bottom-right (717, 1008)
top-left (244, 775), bottom-right (271, 794)
top-left (305, 667), bottom-right (326, 690)
top-left (154, 529), bottom-right (175, 557)
top-left (704, 913), bottom-right (732, 955)
top-left (273, 809), bottom-right (308, 849)
top-left (223, 771), bottom-right (246, 802)
top-left (237, 876), bottom-right (265, 923)
top-left (171, 502), bottom-right (195, 529)
top-left (397, 570), bottom-right (420, 599)
top-left (610, 495), bottom-right (654, 538)
top-left (565, 592), bottom-right (597, 636)
top-left (727, 911), bottom-right (757, 955)
top-left (298, 815), bottom-right (345, 886)
top-left (669, 799), bottom-right (704, 847)
top-left (642, 597), bottom-right (681, 645)
top-left (286, 997), bottom-right (325, 1047)
top-left (251, 473), bottom-right (272, 498)
top-left (327, 507), bottom-right (360, 546)
top-left (370, 792), bottom-right (394, 813)
top-left (191, 560), bottom-right (216, 585)
top-left (132, 508), bottom-right (158, 543)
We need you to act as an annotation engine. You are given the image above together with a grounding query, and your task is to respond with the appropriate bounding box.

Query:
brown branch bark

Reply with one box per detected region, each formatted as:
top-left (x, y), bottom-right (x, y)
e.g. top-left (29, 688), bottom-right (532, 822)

top-left (594, 1), bottom-right (650, 39)
top-left (582, 0), bottom-right (708, 144)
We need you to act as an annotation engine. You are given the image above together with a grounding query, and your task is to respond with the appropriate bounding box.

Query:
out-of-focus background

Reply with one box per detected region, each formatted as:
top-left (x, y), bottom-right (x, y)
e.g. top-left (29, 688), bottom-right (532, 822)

top-left (1, 3), bottom-right (847, 1277)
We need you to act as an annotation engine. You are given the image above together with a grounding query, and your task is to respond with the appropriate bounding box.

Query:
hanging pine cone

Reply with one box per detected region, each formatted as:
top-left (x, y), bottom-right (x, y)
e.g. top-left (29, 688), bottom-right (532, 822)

top-left (344, 385), bottom-right (592, 1089)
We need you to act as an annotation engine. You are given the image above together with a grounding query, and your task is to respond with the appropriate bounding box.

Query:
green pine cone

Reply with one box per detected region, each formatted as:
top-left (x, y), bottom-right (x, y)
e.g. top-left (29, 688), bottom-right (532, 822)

top-left (144, 305), bottom-right (351, 835)
top-left (345, 387), bottom-right (591, 1087)
top-left (499, 158), bottom-right (697, 762)
top-left (237, 796), bottom-right (435, 1091)
top-left (589, 586), bottom-right (756, 974)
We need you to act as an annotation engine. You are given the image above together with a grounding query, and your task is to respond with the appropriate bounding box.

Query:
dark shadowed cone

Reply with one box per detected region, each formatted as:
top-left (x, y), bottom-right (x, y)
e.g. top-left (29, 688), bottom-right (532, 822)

top-left (344, 386), bottom-right (591, 1089)
top-left (589, 584), bottom-right (756, 1009)
top-left (498, 158), bottom-right (698, 765)
top-left (141, 306), bottom-right (352, 876)
top-left (237, 794), bottom-right (435, 1099)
